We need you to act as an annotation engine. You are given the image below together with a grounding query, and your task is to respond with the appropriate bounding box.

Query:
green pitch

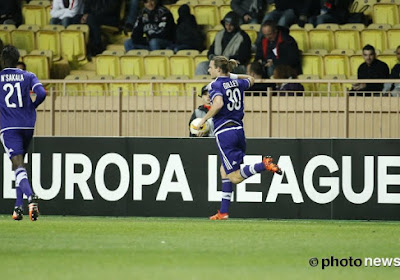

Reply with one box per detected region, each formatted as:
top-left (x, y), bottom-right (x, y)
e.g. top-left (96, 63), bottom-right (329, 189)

top-left (0, 216), bottom-right (399, 280)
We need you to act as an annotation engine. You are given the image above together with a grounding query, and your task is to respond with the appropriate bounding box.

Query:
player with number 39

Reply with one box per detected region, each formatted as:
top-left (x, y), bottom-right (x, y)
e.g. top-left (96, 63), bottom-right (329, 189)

top-left (0, 45), bottom-right (46, 221)
top-left (194, 56), bottom-right (283, 220)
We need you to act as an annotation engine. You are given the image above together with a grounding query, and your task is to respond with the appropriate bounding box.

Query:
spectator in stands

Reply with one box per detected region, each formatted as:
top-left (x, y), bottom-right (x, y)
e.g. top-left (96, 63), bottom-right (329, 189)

top-left (310, 0), bottom-right (351, 26)
top-left (231, 0), bottom-right (267, 24)
top-left (272, 64), bottom-right (304, 96)
top-left (261, 0), bottom-right (298, 28)
top-left (50, 0), bottom-right (84, 28)
top-left (81, 0), bottom-right (122, 57)
top-left (124, 0), bottom-right (175, 51)
top-left (189, 85), bottom-right (214, 137)
top-left (255, 20), bottom-right (301, 78)
top-left (16, 61), bottom-right (26, 70)
top-left (170, 4), bottom-right (204, 53)
top-left (388, 45), bottom-right (400, 96)
top-left (124, 0), bottom-right (139, 33)
top-left (195, 11), bottom-right (251, 75)
top-left (0, 0), bottom-right (22, 26)
top-left (245, 61), bottom-right (273, 96)
top-left (351, 45), bottom-right (389, 96)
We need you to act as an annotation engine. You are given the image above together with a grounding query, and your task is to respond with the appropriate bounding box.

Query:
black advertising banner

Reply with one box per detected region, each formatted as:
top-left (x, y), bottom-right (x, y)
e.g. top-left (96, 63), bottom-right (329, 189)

top-left (0, 137), bottom-right (399, 220)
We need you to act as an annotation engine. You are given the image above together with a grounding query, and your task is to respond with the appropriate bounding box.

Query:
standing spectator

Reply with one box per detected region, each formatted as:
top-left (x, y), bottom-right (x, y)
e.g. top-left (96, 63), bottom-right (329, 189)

top-left (195, 11), bottom-right (251, 75)
top-left (255, 20), bottom-right (301, 78)
top-left (0, 0), bottom-right (22, 26)
top-left (124, 0), bottom-right (175, 51)
top-left (272, 64), bottom-right (304, 96)
top-left (388, 46), bottom-right (400, 96)
top-left (351, 45), bottom-right (390, 96)
top-left (50, 0), bottom-right (84, 28)
top-left (124, 0), bottom-right (140, 33)
top-left (81, 0), bottom-right (122, 57)
top-left (231, 0), bottom-right (267, 24)
top-left (171, 4), bottom-right (204, 53)
top-left (188, 85), bottom-right (214, 137)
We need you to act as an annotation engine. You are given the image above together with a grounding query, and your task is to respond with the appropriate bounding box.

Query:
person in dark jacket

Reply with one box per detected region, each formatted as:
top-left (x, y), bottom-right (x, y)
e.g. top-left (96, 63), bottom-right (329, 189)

top-left (231, 0), bottom-right (267, 24)
top-left (188, 85), bottom-right (214, 137)
top-left (195, 11), bottom-right (251, 75)
top-left (273, 64), bottom-right (304, 96)
top-left (124, 0), bottom-right (175, 51)
top-left (171, 4), bottom-right (204, 53)
top-left (311, 0), bottom-right (352, 26)
top-left (0, 0), bottom-right (22, 26)
top-left (255, 20), bottom-right (301, 78)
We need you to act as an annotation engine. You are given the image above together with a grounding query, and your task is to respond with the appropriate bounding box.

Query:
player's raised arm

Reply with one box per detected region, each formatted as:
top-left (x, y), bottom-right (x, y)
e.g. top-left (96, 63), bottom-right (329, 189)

top-left (229, 73), bottom-right (255, 87)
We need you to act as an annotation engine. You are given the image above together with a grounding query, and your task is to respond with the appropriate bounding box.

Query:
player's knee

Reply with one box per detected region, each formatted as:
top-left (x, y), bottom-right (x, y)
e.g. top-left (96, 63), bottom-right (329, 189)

top-left (227, 171), bottom-right (243, 184)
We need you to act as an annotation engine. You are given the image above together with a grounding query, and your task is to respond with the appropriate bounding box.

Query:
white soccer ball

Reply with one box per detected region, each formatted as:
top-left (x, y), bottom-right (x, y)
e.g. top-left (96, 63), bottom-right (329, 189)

top-left (190, 118), bottom-right (210, 135)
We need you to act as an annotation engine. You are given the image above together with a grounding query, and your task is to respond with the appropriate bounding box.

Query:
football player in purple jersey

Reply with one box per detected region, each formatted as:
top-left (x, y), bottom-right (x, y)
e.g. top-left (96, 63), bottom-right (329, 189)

top-left (0, 45), bottom-right (46, 221)
top-left (195, 56), bottom-right (282, 220)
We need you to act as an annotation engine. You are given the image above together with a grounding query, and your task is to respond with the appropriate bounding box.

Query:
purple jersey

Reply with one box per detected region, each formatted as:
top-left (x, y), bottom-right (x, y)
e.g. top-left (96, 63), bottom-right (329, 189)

top-left (209, 76), bottom-right (250, 132)
top-left (0, 68), bottom-right (42, 132)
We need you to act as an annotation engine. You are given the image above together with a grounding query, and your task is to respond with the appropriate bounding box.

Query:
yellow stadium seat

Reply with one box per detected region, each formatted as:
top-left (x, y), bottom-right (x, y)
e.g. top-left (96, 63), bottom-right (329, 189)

top-left (241, 24), bottom-right (261, 31)
top-left (23, 54), bottom-right (50, 79)
top-left (37, 25), bottom-right (64, 61)
top-left (67, 24), bottom-right (90, 43)
top-left (305, 49), bottom-right (328, 55)
top-left (18, 49), bottom-right (27, 59)
top-left (149, 49), bottom-right (174, 56)
top-left (339, 23), bottom-right (366, 31)
top-left (102, 50), bottom-right (125, 56)
top-left (85, 75), bottom-right (113, 96)
top-left (316, 23), bottom-right (340, 31)
top-left (368, 23), bottom-right (392, 30)
top-left (0, 25), bottom-right (15, 45)
top-left (109, 75), bottom-right (139, 96)
top-left (64, 74), bottom-right (88, 96)
top-left (349, 55), bottom-right (364, 76)
top-left (120, 55), bottom-right (145, 77)
top-left (69, 70), bottom-right (96, 78)
top-left (219, 5), bottom-right (232, 20)
top-left (143, 55), bottom-right (170, 77)
top-left (302, 54), bottom-right (324, 77)
top-left (308, 29), bottom-right (335, 51)
top-left (194, 4), bottom-right (220, 26)
top-left (159, 75), bottom-right (189, 96)
top-left (126, 49), bottom-right (149, 56)
top-left (382, 49), bottom-right (396, 54)
top-left (106, 44), bottom-right (125, 52)
top-left (169, 55), bottom-right (195, 77)
top-left (297, 74), bottom-right (319, 94)
top-left (323, 55), bottom-right (350, 77)
top-left (22, 4), bottom-right (47, 27)
top-left (351, 0), bottom-right (376, 16)
top-left (176, 49), bottom-right (200, 56)
top-left (136, 75), bottom-right (164, 96)
top-left (289, 29), bottom-right (309, 52)
top-left (194, 54), bottom-right (208, 66)
top-left (96, 54), bottom-right (121, 77)
top-left (334, 30), bottom-right (361, 51)
top-left (60, 29), bottom-right (86, 61)
top-left (361, 29), bottom-right (387, 52)
top-left (377, 54), bottom-right (397, 70)
top-left (387, 29), bottom-right (400, 50)
top-left (206, 29), bottom-right (220, 49)
top-left (177, 0), bottom-right (199, 4)
top-left (317, 75), bottom-right (346, 96)
top-left (330, 49), bottom-right (355, 55)
top-left (30, 49), bottom-right (53, 63)
top-left (373, 4), bottom-right (399, 25)
top-left (11, 25), bottom-right (39, 53)
top-left (186, 75), bottom-right (211, 96)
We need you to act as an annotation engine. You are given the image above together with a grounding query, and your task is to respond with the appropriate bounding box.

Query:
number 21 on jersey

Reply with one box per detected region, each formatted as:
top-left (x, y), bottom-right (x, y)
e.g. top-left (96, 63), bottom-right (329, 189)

top-left (3, 82), bottom-right (22, 108)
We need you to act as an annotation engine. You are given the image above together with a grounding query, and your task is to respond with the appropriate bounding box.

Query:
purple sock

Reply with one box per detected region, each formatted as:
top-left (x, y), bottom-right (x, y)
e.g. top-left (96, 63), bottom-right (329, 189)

top-left (220, 179), bottom-right (233, 213)
top-left (15, 187), bottom-right (23, 207)
top-left (15, 167), bottom-right (33, 199)
top-left (239, 162), bottom-right (266, 179)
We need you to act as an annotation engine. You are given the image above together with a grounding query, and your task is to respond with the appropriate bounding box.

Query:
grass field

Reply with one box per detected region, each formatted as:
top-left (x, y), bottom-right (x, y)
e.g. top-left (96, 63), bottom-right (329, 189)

top-left (0, 216), bottom-right (399, 280)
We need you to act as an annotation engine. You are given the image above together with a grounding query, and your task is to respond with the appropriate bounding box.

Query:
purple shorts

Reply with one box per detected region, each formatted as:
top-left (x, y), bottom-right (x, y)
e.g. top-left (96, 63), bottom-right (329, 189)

top-left (0, 129), bottom-right (34, 158)
top-left (215, 126), bottom-right (246, 174)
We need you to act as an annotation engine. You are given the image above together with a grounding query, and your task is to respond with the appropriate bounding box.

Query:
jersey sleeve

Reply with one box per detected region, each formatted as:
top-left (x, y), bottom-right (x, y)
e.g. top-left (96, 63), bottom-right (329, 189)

top-left (209, 81), bottom-right (223, 102)
top-left (238, 78), bottom-right (251, 91)
top-left (29, 72), bottom-right (42, 91)
top-left (28, 72), bottom-right (46, 108)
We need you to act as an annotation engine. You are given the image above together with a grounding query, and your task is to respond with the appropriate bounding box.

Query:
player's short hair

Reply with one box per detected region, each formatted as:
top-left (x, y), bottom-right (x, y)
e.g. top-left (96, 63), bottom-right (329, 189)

top-left (1, 45), bottom-right (20, 68)
top-left (212, 56), bottom-right (238, 74)
top-left (362, 44), bottom-right (375, 54)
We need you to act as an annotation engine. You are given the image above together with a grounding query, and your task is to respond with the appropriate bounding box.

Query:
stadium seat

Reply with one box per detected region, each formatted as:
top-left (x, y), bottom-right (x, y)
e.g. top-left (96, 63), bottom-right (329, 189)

top-left (206, 28), bottom-right (221, 48)
top-left (11, 24), bottom-right (39, 53)
top-left (306, 49), bottom-right (328, 55)
top-left (324, 55), bottom-right (350, 77)
top-left (149, 49), bottom-right (174, 56)
top-left (289, 28), bottom-right (309, 52)
top-left (159, 75), bottom-right (189, 96)
top-left (194, 1), bottom-right (223, 26)
top-left (143, 55), bottom-right (170, 77)
top-left (176, 49), bottom-right (200, 56)
top-left (334, 30), bottom-right (361, 51)
top-left (169, 55), bottom-right (195, 78)
top-left (302, 54), bottom-right (324, 77)
top-left (377, 54), bottom-right (398, 70)
top-left (297, 74), bottom-right (319, 93)
top-left (102, 50), bottom-right (125, 56)
top-left (106, 44), bottom-right (125, 52)
top-left (37, 25), bottom-right (64, 61)
top-left (308, 29), bottom-right (335, 51)
top-left (316, 23), bottom-right (340, 31)
top-left (330, 49), bottom-right (355, 55)
top-left (136, 75), bottom-right (164, 96)
top-left (386, 29), bottom-right (400, 50)
top-left (23, 54), bottom-right (50, 79)
top-left (126, 49), bottom-right (149, 56)
top-left (67, 24), bottom-right (90, 43)
top-left (187, 75), bottom-right (211, 96)
top-left (120, 55), bottom-right (145, 77)
top-left (0, 25), bottom-right (15, 45)
top-left (290, 23), bottom-right (313, 31)
top-left (373, 4), bottom-right (399, 25)
top-left (22, 4), bottom-right (47, 27)
top-left (109, 75), bottom-right (139, 96)
top-left (96, 54), bottom-right (121, 77)
top-left (351, 0), bottom-right (376, 17)
top-left (64, 74), bottom-right (88, 96)
top-left (30, 49), bottom-right (53, 64)
top-left (241, 24), bottom-right (260, 44)
top-left (194, 54), bottom-right (208, 66)
top-left (219, 4), bottom-right (232, 20)
top-left (367, 23), bottom-right (392, 30)
top-left (360, 29), bottom-right (387, 52)
top-left (60, 29), bottom-right (86, 61)
top-left (317, 75), bottom-right (346, 96)
top-left (339, 23), bottom-right (366, 31)
top-left (18, 49), bottom-right (27, 59)
top-left (85, 75), bottom-right (113, 96)
top-left (349, 55), bottom-right (364, 76)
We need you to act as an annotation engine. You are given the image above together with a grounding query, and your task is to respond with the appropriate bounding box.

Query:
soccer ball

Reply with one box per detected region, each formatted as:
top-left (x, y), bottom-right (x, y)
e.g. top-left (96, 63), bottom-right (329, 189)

top-left (190, 118), bottom-right (210, 135)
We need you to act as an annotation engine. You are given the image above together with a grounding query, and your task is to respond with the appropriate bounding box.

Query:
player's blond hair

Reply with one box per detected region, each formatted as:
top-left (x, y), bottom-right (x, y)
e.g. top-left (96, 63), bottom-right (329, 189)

top-left (212, 56), bottom-right (238, 74)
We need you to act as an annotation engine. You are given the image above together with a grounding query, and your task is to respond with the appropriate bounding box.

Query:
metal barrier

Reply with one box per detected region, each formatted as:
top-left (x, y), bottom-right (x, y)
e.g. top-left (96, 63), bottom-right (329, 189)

top-left (35, 79), bottom-right (400, 138)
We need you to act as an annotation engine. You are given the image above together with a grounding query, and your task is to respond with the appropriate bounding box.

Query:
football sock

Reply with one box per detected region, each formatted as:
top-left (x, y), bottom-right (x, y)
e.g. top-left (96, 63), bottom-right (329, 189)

top-left (15, 187), bottom-right (23, 207)
top-left (240, 162), bottom-right (265, 179)
top-left (220, 179), bottom-right (233, 213)
top-left (15, 167), bottom-right (33, 199)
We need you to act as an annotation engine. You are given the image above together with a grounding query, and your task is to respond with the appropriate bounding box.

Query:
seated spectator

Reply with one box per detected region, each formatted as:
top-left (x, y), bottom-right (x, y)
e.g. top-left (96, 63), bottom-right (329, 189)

top-left (272, 64), bottom-right (304, 96)
top-left (124, 0), bottom-right (139, 33)
top-left (388, 45), bottom-right (400, 96)
top-left (351, 45), bottom-right (390, 96)
top-left (16, 61), bottom-right (26, 70)
top-left (189, 85), bottom-right (214, 137)
top-left (0, 0), bottom-right (22, 26)
top-left (124, 0), bottom-right (175, 51)
top-left (261, 0), bottom-right (298, 28)
top-left (245, 61), bottom-right (274, 96)
top-left (81, 0), bottom-right (122, 57)
top-left (255, 20), bottom-right (301, 78)
top-left (50, 0), bottom-right (84, 28)
top-left (231, 0), bottom-right (267, 24)
top-left (310, 0), bottom-right (351, 26)
top-left (195, 11), bottom-right (251, 75)
top-left (170, 4), bottom-right (204, 53)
